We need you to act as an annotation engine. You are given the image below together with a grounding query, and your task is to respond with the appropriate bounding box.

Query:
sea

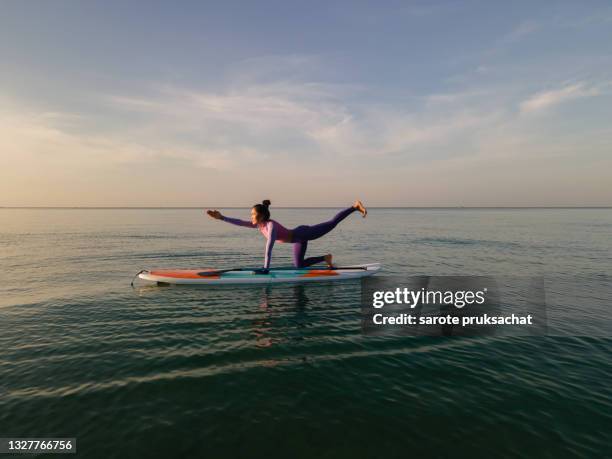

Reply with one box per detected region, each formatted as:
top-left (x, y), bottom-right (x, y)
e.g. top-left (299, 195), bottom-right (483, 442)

top-left (1, 208), bottom-right (611, 458)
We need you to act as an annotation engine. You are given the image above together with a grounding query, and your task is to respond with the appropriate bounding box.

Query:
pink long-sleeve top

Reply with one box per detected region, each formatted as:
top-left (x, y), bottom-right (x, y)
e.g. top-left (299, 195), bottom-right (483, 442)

top-left (221, 216), bottom-right (292, 269)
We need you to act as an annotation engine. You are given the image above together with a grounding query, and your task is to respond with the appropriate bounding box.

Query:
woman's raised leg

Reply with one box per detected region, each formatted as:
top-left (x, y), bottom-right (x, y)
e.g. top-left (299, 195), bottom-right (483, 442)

top-left (301, 206), bottom-right (357, 241)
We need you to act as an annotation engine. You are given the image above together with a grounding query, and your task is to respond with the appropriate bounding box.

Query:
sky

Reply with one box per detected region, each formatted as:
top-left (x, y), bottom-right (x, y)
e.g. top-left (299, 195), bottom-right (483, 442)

top-left (1, 0), bottom-right (611, 207)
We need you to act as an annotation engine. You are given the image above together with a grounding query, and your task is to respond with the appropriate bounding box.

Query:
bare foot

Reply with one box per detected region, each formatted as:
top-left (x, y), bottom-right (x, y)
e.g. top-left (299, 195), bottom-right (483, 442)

top-left (324, 254), bottom-right (334, 269)
top-left (353, 200), bottom-right (367, 218)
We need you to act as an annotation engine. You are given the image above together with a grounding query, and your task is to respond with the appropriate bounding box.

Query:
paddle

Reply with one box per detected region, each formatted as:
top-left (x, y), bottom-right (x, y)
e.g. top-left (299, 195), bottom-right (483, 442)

top-left (197, 266), bottom-right (369, 276)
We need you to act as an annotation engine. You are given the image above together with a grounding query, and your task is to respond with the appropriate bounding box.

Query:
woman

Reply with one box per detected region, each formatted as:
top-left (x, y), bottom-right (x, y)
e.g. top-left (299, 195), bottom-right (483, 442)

top-left (206, 200), bottom-right (367, 271)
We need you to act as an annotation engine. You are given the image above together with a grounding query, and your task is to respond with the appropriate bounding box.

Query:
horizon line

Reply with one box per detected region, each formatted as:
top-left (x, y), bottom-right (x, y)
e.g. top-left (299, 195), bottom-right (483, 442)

top-left (1, 206), bottom-right (611, 210)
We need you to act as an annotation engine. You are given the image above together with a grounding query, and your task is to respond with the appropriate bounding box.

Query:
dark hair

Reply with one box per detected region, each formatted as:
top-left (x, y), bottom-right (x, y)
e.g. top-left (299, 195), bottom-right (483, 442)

top-left (252, 199), bottom-right (271, 221)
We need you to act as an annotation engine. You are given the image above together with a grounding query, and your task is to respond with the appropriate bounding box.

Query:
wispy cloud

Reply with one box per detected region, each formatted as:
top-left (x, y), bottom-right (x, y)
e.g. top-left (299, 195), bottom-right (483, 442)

top-left (502, 20), bottom-right (539, 45)
top-left (519, 82), bottom-right (599, 114)
top-left (6, 73), bottom-right (606, 184)
top-left (2, 37), bottom-right (611, 206)
top-left (105, 81), bottom-right (502, 161)
top-left (0, 94), bottom-right (267, 175)
top-left (425, 89), bottom-right (491, 106)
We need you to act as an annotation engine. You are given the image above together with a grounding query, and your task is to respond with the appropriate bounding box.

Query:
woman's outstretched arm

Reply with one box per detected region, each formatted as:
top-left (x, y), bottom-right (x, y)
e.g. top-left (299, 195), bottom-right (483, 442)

top-left (206, 210), bottom-right (256, 228)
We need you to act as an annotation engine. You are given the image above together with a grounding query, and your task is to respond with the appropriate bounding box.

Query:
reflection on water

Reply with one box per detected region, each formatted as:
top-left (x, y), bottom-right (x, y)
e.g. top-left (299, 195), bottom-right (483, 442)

top-left (254, 286), bottom-right (275, 349)
top-left (252, 285), bottom-right (312, 349)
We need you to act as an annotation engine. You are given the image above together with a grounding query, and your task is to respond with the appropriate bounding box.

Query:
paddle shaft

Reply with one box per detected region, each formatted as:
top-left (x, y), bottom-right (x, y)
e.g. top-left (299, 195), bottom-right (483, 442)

top-left (197, 266), bottom-right (368, 276)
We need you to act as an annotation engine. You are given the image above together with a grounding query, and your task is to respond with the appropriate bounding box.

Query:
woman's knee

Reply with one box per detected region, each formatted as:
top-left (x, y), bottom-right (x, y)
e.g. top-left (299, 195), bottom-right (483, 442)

top-left (293, 255), bottom-right (306, 268)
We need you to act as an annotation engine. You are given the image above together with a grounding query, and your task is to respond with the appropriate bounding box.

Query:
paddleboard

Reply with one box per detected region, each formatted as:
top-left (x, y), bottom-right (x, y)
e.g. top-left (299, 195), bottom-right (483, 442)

top-left (137, 263), bottom-right (381, 285)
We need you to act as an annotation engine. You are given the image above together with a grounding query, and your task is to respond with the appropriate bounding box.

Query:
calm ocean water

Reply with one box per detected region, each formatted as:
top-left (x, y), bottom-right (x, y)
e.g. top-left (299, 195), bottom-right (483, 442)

top-left (1, 208), bottom-right (611, 458)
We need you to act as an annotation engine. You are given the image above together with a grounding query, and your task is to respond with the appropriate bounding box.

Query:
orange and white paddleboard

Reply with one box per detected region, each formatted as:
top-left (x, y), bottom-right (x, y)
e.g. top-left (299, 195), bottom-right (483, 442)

top-left (137, 263), bottom-right (381, 285)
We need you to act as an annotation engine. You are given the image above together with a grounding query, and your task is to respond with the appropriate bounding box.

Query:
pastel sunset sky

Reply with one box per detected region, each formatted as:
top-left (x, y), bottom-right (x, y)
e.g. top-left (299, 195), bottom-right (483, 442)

top-left (1, 1), bottom-right (611, 206)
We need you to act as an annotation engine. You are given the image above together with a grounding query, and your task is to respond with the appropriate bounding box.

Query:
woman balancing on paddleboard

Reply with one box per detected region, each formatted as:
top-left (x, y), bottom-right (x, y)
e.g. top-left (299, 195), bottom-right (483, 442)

top-left (206, 200), bottom-right (367, 272)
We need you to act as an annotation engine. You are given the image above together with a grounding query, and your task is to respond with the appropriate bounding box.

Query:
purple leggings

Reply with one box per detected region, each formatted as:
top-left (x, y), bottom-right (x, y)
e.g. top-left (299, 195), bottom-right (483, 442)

top-left (292, 207), bottom-right (356, 267)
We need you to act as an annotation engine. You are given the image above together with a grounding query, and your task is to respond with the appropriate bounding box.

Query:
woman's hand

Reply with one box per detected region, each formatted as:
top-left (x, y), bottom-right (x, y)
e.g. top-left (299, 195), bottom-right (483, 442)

top-left (206, 210), bottom-right (223, 220)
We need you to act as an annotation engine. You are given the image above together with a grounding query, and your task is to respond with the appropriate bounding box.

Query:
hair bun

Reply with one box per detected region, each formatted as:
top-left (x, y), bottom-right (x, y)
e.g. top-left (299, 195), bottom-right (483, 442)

top-left (262, 199), bottom-right (271, 207)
